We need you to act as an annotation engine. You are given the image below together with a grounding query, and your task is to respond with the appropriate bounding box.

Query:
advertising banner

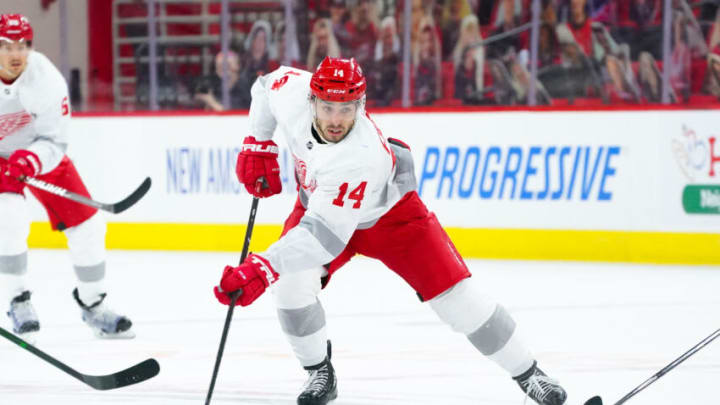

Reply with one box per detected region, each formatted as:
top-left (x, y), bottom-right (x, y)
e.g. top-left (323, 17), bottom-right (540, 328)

top-left (26, 109), bottom-right (720, 262)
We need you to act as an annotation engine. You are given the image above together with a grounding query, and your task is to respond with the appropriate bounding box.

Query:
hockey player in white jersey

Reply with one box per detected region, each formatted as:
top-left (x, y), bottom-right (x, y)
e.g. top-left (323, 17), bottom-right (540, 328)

top-left (0, 14), bottom-right (133, 340)
top-left (214, 57), bottom-right (567, 405)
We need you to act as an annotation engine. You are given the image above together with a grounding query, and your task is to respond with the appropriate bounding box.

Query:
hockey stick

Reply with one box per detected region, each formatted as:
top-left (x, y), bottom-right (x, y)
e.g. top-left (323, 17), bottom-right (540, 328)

top-left (205, 195), bottom-right (261, 405)
top-left (21, 175), bottom-right (152, 214)
top-left (0, 325), bottom-right (159, 390)
top-left (584, 327), bottom-right (720, 405)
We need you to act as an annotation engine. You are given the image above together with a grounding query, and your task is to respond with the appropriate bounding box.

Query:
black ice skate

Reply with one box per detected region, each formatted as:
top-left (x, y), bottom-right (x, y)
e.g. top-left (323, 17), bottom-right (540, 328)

top-left (7, 290), bottom-right (40, 341)
top-left (513, 361), bottom-right (567, 405)
top-left (72, 288), bottom-right (135, 339)
top-left (297, 340), bottom-right (337, 405)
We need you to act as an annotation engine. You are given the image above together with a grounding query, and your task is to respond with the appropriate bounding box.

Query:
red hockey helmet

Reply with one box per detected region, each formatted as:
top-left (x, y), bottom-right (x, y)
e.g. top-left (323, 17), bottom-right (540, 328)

top-left (0, 14), bottom-right (34, 44)
top-left (310, 57), bottom-right (367, 102)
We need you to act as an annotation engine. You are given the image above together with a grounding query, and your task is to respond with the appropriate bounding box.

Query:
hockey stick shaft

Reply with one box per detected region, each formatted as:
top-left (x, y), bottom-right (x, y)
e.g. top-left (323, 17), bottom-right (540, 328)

top-left (205, 196), bottom-right (260, 405)
top-left (584, 327), bottom-right (720, 405)
top-left (0, 325), bottom-right (159, 390)
top-left (0, 325), bottom-right (83, 379)
top-left (614, 327), bottom-right (720, 405)
top-left (21, 175), bottom-right (151, 214)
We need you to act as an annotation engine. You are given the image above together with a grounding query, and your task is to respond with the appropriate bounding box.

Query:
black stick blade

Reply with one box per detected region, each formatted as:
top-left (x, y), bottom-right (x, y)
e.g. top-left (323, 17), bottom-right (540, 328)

top-left (584, 396), bottom-right (604, 405)
top-left (82, 358), bottom-right (160, 390)
top-left (111, 177), bottom-right (152, 214)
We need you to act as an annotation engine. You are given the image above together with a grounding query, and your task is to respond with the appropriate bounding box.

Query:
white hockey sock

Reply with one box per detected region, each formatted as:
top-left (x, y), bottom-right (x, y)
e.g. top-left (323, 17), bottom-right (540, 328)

top-left (64, 213), bottom-right (107, 271)
top-left (0, 273), bottom-right (28, 304)
top-left (0, 193), bottom-right (31, 304)
top-left (487, 329), bottom-right (535, 377)
top-left (284, 325), bottom-right (329, 368)
top-left (64, 214), bottom-right (108, 306)
top-left (76, 280), bottom-right (107, 306)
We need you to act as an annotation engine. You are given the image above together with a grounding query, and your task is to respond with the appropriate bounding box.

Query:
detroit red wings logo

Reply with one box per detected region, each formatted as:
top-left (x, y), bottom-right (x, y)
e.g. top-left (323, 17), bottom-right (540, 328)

top-left (0, 111), bottom-right (33, 141)
top-left (293, 156), bottom-right (317, 192)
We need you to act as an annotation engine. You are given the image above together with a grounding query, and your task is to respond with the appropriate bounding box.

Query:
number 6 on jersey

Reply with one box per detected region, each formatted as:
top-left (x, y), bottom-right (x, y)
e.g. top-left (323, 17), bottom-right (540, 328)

top-left (332, 181), bottom-right (367, 208)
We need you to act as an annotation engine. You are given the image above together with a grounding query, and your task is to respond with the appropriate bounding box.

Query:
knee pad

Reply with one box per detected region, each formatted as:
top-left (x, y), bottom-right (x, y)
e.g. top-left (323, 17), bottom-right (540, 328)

top-left (0, 193), bottom-right (30, 256)
top-left (272, 267), bottom-right (324, 309)
top-left (64, 212), bottom-right (106, 268)
top-left (430, 278), bottom-right (520, 357)
top-left (272, 268), bottom-right (328, 367)
top-left (428, 277), bottom-right (498, 335)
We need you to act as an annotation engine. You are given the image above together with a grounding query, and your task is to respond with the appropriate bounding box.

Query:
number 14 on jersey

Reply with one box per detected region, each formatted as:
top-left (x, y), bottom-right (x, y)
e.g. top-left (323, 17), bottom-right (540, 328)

top-left (332, 181), bottom-right (367, 209)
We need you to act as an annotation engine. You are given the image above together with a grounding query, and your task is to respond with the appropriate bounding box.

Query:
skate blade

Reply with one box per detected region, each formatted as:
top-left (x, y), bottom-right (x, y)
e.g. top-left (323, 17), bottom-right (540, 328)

top-left (92, 329), bottom-right (136, 340)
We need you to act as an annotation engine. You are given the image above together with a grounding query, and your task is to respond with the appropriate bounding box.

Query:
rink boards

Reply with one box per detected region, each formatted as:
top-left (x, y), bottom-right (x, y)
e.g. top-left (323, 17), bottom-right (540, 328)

top-left (26, 108), bottom-right (720, 264)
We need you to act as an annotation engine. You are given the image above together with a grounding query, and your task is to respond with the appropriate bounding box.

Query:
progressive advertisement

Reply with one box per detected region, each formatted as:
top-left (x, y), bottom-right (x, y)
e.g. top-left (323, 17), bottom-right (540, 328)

top-left (25, 109), bottom-right (720, 263)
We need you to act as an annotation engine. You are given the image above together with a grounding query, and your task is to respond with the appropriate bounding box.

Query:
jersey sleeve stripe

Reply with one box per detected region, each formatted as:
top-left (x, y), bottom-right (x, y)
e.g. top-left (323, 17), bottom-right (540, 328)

top-left (298, 216), bottom-right (347, 257)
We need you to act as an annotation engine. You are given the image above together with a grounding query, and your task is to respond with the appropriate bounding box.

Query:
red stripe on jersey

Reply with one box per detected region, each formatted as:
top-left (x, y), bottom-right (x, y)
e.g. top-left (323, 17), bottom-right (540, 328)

top-left (364, 111), bottom-right (396, 171)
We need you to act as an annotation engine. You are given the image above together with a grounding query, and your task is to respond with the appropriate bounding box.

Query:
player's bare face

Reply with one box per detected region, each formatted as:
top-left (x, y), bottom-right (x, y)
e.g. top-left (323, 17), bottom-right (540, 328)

top-left (314, 98), bottom-right (358, 143)
top-left (0, 42), bottom-right (30, 80)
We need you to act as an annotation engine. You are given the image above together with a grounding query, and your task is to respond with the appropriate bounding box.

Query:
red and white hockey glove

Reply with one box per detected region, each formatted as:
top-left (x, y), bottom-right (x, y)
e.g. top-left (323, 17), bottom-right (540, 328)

top-left (214, 253), bottom-right (279, 307)
top-left (235, 136), bottom-right (282, 198)
top-left (0, 150), bottom-right (41, 194)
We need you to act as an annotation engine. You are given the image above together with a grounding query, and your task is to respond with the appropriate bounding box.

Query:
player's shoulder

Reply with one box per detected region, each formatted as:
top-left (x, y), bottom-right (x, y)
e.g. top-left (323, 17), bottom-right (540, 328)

top-left (352, 113), bottom-right (388, 155)
top-left (257, 66), bottom-right (312, 121)
top-left (263, 65), bottom-right (311, 93)
top-left (23, 52), bottom-right (65, 85)
top-left (268, 65), bottom-right (311, 79)
top-left (321, 122), bottom-right (389, 179)
top-left (20, 51), bottom-right (67, 95)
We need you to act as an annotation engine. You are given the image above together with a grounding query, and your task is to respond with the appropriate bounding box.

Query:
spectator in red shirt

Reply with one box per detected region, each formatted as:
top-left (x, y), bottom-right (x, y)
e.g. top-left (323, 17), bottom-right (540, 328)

top-left (558, 0), bottom-right (636, 100)
top-left (565, 0), bottom-right (593, 54)
top-left (345, 0), bottom-right (378, 70)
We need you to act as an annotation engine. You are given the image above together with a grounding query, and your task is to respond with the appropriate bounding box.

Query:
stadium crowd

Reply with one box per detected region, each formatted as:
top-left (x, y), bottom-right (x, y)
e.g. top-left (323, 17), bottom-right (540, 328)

top-left (115, 0), bottom-right (720, 110)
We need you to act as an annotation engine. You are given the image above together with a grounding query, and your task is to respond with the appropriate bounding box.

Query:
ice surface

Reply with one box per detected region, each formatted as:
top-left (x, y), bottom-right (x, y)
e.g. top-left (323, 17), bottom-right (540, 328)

top-left (1, 249), bottom-right (719, 404)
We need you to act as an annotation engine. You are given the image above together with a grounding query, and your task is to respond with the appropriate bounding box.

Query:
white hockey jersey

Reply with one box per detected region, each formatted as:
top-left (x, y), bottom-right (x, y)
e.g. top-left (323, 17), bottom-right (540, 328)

top-left (251, 66), bottom-right (416, 275)
top-left (0, 50), bottom-right (69, 174)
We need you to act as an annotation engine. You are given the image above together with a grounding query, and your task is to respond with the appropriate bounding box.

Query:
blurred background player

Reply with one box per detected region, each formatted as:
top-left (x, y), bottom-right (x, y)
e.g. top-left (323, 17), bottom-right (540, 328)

top-left (214, 57), bottom-right (567, 405)
top-left (0, 14), bottom-right (133, 340)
